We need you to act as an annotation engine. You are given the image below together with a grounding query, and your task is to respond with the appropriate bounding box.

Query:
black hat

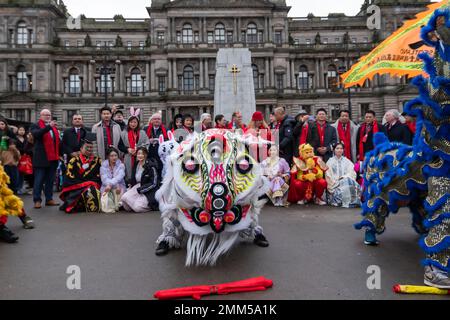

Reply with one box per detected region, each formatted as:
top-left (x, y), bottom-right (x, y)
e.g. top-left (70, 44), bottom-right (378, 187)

top-left (81, 132), bottom-right (97, 145)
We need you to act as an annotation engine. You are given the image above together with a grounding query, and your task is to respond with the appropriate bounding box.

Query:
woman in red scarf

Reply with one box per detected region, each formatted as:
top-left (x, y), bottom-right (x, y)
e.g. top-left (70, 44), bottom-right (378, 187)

top-left (356, 110), bottom-right (387, 161)
top-left (118, 115), bottom-right (149, 184)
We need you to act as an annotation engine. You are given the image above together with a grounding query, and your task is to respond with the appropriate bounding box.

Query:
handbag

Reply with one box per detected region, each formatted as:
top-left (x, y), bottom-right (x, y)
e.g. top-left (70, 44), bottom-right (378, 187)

top-left (100, 191), bottom-right (120, 213)
top-left (18, 154), bottom-right (33, 175)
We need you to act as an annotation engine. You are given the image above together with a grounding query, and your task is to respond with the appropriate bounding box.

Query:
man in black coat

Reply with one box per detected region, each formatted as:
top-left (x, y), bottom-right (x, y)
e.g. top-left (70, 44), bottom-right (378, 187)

top-left (384, 109), bottom-right (413, 145)
top-left (356, 110), bottom-right (387, 161)
top-left (61, 114), bottom-right (87, 160)
top-left (274, 106), bottom-right (296, 165)
top-left (307, 108), bottom-right (337, 163)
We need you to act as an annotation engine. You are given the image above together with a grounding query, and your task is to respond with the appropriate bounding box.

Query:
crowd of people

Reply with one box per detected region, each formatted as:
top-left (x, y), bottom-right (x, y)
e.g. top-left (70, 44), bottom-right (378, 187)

top-left (0, 104), bottom-right (417, 245)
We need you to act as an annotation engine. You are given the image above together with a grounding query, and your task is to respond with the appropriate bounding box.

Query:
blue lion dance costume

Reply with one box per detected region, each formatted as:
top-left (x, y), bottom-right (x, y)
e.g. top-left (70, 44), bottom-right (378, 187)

top-left (355, 8), bottom-right (450, 288)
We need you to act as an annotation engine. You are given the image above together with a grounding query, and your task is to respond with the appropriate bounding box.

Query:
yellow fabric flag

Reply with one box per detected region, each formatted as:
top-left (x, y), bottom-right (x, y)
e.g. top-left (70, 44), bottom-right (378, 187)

top-left (341, 1), bottom-right (448, 88)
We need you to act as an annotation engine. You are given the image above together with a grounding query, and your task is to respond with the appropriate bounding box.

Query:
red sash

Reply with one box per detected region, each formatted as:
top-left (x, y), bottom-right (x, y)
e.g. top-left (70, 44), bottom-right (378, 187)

top-left (316, 122), bottom-right (326, 146)
top-left (337, 122), bottom-right (352, 159)
top-left (358, 121), bottom-right (379, 161)
top-left (146, 124), bottom-right (168, 140)
top-left (104, 123), bottom-right (112, 147)
top-left (38, 120), bottom-right (60, 161)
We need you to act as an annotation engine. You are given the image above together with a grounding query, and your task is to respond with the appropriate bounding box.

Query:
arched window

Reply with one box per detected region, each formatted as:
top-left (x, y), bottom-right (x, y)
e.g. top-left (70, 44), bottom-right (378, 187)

top-left (215, 23), bottom-right (225, 43)
top-left (17, 65), bottom-right (28, 92)
top-left (327, 65), bottom-right (338, 91)
top-left (298, 65), bottom-right (309, 92)
top-left (246, 23), bottom-right (257, 43)
top-left (252, 64), bottom-right (259, 90)
top-left (183, 65), bottom-right (194, 93)
top-left (17, 22), bottom-right (28, 45)
top-left (131, 68), bottom-right (143, 95)
top-left (68, 68), bottom-right (81, 95)
top-left (182, 24), bottom-right (193, 44)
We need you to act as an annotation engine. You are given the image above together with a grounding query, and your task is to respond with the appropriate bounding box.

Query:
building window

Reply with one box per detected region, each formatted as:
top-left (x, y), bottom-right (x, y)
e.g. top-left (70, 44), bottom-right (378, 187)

top-left (65, 110), bottom-right (78, 126)
top-left (306, 39), bottom-right (311, 45)
top-left (65, 40), bottom-right (70, 47)
top-left (207, 32), bottom-right (214, 44)
top-left (17, 66), bottom-right (28, 92)
top-left (209, 75), bottom-right (215, 91)
top-left (276, 74), bottom-right (284, 91)
top-left (97, 74), bottom-right (112, 94)
top-left (274, 31), bottom-right (282, 45)
top-left (157, 32), bottom-right (165, 45)
top-left (335, 37), bottom-right (340, 43)
top-left (158, 76), bottom-right (166, 94)
top-left (351, 38), bottom-right (357, 43)
top-left (139, 41), bottom-right (145, 49)
top-left (108, 41), bottom-right (114, 47)
top-left (130, 68), bottom-right (143, 96)
top-left (246, 23), bottom-right (257, 43)
top-left (182, 24), bottom-right (193, 44)
top-left (68, 68), bottom-right (81, 95)
top-left (327, 65), bottom-right (338, 91)
top-left (176, 32), bottom-right (181, 43)
top-left (360, 103), bottom-right (370, 120)
top-left (127, 41), bottom-right (132, 50)
top-left (194, 32), bottom-right (199, 43)
top-left (363, 37), bottom-right (369, 43)
top-left (15, 110), bottom-right (26, 122)
top-left (183, 65), bottom-right (194, 93)
top-left (77, 40), bottom-right (83, 47)
top-left (226, 31), bottom-right (233, 43)
top-left (323, 38), bottom-right (328, 44)
top-left (17, 22), bottom-right (28, 45)
top-left (215, 23), bottom-right (226, 43)
top-left (298, 65), bottom-right (309, 92)
top-left (252, 64), bottom-right (259, 90)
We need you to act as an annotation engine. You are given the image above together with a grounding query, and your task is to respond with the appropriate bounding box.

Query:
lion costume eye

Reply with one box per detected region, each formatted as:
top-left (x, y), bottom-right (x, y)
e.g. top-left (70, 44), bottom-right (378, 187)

top-left (182, 156), bottom-right (199, 174)
top-left (236, 156), bottom-right (253, 175)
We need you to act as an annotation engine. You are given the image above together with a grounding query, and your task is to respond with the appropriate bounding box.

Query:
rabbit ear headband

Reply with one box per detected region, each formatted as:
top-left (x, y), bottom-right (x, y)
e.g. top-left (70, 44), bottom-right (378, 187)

top-left (130, 107), bottom-right (141, 117)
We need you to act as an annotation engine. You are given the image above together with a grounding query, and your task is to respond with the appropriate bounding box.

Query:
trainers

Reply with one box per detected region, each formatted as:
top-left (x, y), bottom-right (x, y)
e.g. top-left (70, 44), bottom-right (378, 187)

top-left (364, 229), bottom-right (379, 246)
top-left (155, 241), bottom-right (170, 256)
top-left (297, 200), bottom-right (306, 205)
top-left (0, 225), bottom-right (19, 243)
top-left (424, 266), bottom-right (450, 289)
top-left (254, 234), bottom-right (269, 248)
top-left (20, 215), bottom-right (35, 230)
top-left (315, 198), bottom-right (327, 206)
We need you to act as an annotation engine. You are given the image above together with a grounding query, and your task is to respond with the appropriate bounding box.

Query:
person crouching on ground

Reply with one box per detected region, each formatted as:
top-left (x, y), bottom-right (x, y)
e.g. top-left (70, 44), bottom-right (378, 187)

top-left (121, 147), bottom-right (161, 213)
top-left (100, 147), bottom-right (126, 212)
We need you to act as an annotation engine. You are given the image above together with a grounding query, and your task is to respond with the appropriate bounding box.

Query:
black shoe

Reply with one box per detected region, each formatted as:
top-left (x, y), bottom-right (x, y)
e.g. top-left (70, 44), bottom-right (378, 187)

top-left (155, 241), bottom-right (170, 256)
top-left (254, 234), bottom-right (269, 248)
top-left (0, 225), bottom-right (19, 243)
top-left (20, 215), bottom-right (35, 230)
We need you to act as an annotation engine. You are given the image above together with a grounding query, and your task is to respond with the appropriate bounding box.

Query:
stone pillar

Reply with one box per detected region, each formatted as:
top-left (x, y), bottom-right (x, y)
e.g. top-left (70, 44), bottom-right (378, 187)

top-left (32, 63), bottom-right (37, 92)
top-left (268, 17), bottom-right (273, 42)
top-left (265, 58), bottom-right (270, 88)
top-left (88, 63), bottom-right (94, 92)
top-left (234, 18), bottom-right (238, 42)
top-left (168, 59), bottom-right (172, 89)
top-left (319, 59), bottom-right (325, 88)
top-left (291, 59), bottom-right (295, 88)
top-left (115, 63), bottom-right (120, 92)
top-left (56, 63), bottom-right (61, 92)
top-left (146, 62), bottom-right (150, 92)
top-left (150, 60), bottom-right (156, 91)
top-left (238, 18), bottom-right (241, 42)
top-left (270, 58), bottom-right (274, 87)
top-left (199, 58), bottom-right (204, 88)
top-left (204, 58), bottom-right (209, 89)
top-left (83, 62), bottom-right (88, 93)
top-left (265, 17), bottom-right (269, 42)
top-left (173, 59), bottom-right (177, 90)
top-left (286, 59), bottom-right (291, 89)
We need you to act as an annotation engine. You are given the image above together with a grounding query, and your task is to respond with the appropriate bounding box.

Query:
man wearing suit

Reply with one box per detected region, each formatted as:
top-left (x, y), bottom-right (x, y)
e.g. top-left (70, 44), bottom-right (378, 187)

top-left (384, 109), bottom-right (413, 145)
top-left (61, 114), bottom-right (87, 160)
top-left (307, 108), bottom-right (338, 163)
top-left (356, 110), bottom-right (387, 161)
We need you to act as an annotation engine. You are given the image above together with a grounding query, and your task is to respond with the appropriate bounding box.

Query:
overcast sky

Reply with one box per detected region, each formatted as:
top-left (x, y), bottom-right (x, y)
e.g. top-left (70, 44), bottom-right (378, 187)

top-left (63, 0), bottom-right (369, 18)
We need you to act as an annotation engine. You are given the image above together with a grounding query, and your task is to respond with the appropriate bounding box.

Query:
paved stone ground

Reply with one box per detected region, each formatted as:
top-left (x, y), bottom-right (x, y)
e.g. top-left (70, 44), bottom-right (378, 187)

top-left (0, 195), bottom-right (448, 300)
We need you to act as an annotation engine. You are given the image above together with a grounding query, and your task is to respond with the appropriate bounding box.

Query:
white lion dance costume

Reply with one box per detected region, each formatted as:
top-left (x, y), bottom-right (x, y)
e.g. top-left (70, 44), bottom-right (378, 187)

top-left (155, 129), bottom-right (269, 266)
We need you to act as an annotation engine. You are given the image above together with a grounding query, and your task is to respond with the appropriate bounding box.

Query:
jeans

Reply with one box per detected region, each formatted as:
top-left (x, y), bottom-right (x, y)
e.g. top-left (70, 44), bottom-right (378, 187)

top-left (4, 165), bottom-right (19, 194)
top-left (33, 161), bottom-right (58, 203)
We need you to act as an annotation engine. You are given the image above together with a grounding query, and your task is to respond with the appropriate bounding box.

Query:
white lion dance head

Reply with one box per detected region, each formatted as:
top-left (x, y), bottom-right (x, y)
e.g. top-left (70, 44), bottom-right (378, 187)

top-left (156, 129), bottom-right (269, 266)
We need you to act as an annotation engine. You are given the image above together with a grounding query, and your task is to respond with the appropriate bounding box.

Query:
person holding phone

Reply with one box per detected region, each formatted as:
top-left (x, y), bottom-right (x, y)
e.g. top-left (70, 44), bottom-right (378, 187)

top-left (30, 108), bottom-right (61, 209)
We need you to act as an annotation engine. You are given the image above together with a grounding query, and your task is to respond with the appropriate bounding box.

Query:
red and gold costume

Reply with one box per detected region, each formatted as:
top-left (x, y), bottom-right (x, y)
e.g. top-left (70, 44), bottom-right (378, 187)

top-left (288, 144), bottom-right (328, 204)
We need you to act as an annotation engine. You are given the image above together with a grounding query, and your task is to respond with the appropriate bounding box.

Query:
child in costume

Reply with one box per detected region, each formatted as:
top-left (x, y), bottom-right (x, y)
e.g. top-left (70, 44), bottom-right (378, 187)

top-left (288, 143), bottom-right (328, 205)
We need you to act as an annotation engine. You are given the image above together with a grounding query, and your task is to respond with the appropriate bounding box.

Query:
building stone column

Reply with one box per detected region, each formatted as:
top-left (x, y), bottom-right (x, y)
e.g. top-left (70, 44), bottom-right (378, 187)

top-left (146, 62), bottom-right (150, 92)
top-left (291, 59), bottom-right (295, 88)
top-left (168, 59), bottom-right (172, 89)
top-left (199, 58), bottom-right (204, 88)
top-left (88, 63), bottom-right (94, 92)
top-left (268, 17), bottom-right (273, 42)
top-left (150, 60), bottom-right (156, 91)
top-left (115, 63), bottom-right (121, 92)
top-left (286, 59), bottom-right (291, 89)
top-left (319, 59), bottom-right (325, 88)
top-left (56, 63), bottom-right (61, 92)
top-left (265, 58), bottom-right (269, 88)
top-left (270, 58), bottom-right (274, 87)
top-left (173, 59), bottom-right (177, 90)
top-left (204, 58), bottom-right (209, 89)
top-left (83, 62), bottom-right (88, 93)
top-left (238, 18), bottom-right (241, 42)
top-left (32, 63), bottom-right (37, 92)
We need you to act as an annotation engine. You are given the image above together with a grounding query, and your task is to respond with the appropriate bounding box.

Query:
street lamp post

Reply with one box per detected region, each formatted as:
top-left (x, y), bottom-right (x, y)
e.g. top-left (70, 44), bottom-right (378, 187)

top-left (90, 44), bottom-right (121, 108)
top-left (346, 42), bottom-right (352, 120)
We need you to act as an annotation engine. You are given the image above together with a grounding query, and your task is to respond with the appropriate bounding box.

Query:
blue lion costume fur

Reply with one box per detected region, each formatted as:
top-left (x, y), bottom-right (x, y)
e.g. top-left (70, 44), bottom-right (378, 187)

top-left (355, 8), bottom-right (450, 274)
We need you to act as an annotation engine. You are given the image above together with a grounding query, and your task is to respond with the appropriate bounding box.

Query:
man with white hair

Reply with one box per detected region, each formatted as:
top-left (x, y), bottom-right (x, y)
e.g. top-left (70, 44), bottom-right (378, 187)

top-left (384, 109), bottom-right (412, 145)
top-left (200, 113), bottom-right (212, 131)
top-left (30, 108), bottom-right (61, 209)
top-left (143, 112), bottom-right (168, 172)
